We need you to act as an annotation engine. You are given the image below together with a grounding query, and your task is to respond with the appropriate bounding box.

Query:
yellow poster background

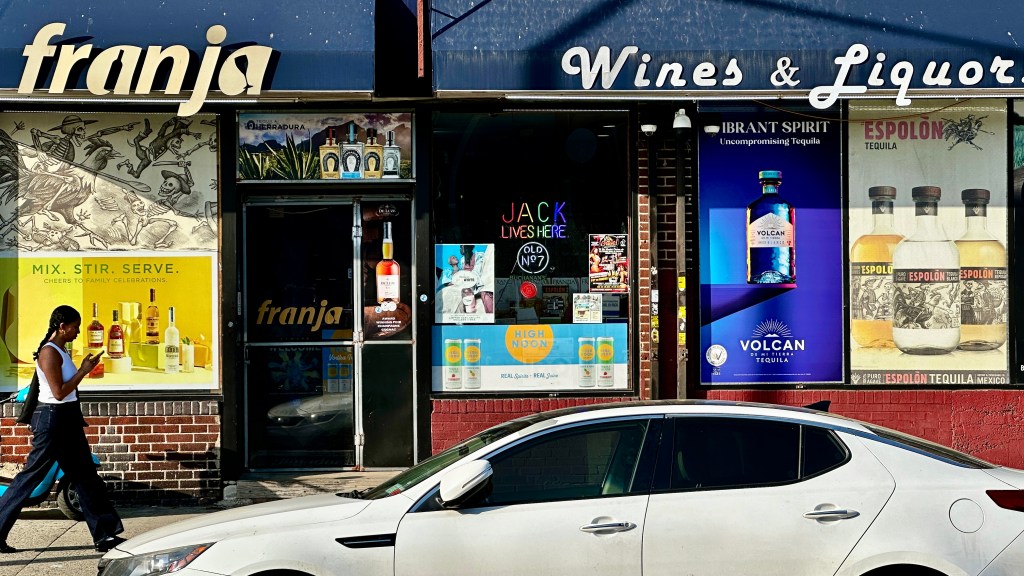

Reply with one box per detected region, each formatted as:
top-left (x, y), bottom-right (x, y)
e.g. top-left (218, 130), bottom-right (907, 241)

top-left (0, 254), bottom-right (216, 389)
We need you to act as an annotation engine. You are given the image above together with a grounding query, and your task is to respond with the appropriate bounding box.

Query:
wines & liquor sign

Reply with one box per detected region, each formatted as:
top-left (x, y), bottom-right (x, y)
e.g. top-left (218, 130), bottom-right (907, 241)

top-left (0, 111), bottom-right (220, 391)
top-left (848, 99), bottom-right (1009, 385)
top-left (697, 105), bottom-right (843, 384)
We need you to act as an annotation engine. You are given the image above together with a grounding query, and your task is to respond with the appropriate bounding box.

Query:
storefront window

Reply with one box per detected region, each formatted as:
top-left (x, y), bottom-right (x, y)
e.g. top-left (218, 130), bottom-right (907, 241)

top-left (430, 111), bottom-right (631, 393)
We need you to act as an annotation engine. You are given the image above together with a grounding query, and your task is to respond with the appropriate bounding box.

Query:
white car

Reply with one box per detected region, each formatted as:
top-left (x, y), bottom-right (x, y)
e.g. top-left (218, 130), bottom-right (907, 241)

top-left (98, 400), bottom-right (1024, 576)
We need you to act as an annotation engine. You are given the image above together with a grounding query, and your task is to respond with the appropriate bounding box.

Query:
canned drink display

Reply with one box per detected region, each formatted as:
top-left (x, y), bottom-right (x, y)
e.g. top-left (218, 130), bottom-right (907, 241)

top-left (463, 338), bottom-right (482, 389)
top-left (443, 338), bottom-right (463, 389)
top-left (596, 336), bottom-right (615, 387)
top-left (577, 337), bottom-right (596, 387)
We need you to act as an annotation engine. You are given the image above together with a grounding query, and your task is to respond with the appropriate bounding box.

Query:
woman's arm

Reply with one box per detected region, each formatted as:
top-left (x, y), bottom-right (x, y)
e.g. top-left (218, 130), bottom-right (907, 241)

top-left (38, 346), bottom-right (102, 401)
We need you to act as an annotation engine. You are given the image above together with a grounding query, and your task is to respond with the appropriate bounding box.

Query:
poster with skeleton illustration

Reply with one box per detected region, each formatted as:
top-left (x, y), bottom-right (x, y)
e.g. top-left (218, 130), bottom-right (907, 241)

top-left (0, 112), bottom-right (219, 392)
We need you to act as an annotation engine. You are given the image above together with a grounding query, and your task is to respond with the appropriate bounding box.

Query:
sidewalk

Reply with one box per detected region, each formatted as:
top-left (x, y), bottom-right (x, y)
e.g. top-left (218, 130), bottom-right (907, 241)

top-left (0, 470), bottom-right (399, 576)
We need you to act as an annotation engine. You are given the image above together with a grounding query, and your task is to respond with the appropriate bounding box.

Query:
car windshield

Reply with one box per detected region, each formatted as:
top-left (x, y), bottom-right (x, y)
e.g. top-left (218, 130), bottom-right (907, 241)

top-left (356, 415), bottom-right (544, 500)
top-left (863, 423), bottom-right (995, 468)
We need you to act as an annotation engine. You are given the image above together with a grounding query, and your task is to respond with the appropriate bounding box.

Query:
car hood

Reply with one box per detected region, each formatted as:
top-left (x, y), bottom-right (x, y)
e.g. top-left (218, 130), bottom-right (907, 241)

top-left (985, 466), bottom-right (1024, 489)
top-left (115, 494), bottom-right (370, 555)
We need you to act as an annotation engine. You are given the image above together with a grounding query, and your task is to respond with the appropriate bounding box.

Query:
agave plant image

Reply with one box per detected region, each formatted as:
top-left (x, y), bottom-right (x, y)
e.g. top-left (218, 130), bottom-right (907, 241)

top-left (239, 149), bottom-right (272, 180)
top-left (270, 133), bottom-right (321, 180)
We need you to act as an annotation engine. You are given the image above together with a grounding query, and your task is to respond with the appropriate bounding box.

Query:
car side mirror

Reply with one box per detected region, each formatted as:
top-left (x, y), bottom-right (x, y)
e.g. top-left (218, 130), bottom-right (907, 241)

top-left (437, 459), bottom-right (492, 509)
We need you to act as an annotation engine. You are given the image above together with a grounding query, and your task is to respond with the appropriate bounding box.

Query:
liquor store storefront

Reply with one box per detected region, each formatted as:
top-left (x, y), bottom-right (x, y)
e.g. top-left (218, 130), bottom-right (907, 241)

top-left (426, 1), bottom-right (1024, 469)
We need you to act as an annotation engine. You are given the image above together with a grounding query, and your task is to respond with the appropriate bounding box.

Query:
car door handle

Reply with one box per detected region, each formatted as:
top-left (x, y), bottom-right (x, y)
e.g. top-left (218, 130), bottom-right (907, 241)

top-left (580, 521), bottom-right (636, 533)
top-left (803, 509), bottom-right (860, 520)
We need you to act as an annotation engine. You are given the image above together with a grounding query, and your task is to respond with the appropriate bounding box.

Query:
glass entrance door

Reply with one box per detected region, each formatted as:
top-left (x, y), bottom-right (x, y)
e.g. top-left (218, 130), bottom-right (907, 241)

top-left (242, 198), bottom-right (416, 470)
top-left (243, 201), bottom-right (356, 469)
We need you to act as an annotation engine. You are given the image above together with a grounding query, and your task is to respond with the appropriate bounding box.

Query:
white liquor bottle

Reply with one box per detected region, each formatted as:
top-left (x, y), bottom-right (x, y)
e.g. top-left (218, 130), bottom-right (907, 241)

top-left (891, 186), bottom-right (960, 355)
top-left (164, 306), bottom-right (180, 374)
top-left (955, 188), bottom-right (1007, 351)
top-left (382, 130), bottom-right (401, 178)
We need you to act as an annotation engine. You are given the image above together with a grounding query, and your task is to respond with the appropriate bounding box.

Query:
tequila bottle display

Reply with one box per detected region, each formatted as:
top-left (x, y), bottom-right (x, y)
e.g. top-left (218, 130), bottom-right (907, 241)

top-left (850, 186), bottom-right (903, 347)
top-left (319, 127), bottom-right (340, 179)
top-left (341, 123), bottom-right (363, 179)
top-left (955, 188), bottom-right (1007, 351)
top-left (164, 306), bottom-right (180, 374)
top-left (146, 288), bottom-right (160, 344)
top-left (363, 128), bottom-right (383, 179)
top-left (375, 222), bottom-right (400, 303)
top-left (382, 130), bottom-right (401, 178)
top-left (87, 303), bottom-right (105, 378)
top-left (746, 170), bottom-right (795, 284)
top-left (891, 186), bottom-right (960, 355)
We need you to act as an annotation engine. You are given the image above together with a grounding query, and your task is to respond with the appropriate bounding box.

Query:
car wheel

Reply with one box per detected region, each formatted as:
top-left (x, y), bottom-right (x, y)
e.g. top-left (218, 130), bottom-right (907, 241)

top-left (864, 566), bottom-right (947, 576)
top-left (57, 483), bottom-right (85, 521)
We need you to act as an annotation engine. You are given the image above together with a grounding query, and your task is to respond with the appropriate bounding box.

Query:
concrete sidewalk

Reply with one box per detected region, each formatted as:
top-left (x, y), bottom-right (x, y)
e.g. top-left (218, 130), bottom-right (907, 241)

top-left (1, 469), bottom-right (400, 576)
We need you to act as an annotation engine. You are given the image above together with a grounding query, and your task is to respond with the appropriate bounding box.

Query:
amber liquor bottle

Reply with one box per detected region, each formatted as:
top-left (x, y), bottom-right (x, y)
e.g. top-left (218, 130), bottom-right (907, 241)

top-left (955, 188), bottom-right (1007, 350)
top-left (375, 222), bottom-right (400, 303)
top-left (850, 186), bottom-right (903, 347)
top-left (363, 128), bottom-right (383, 179)
top-left (146, 288), bottom-right (160, 344)
top-left (87, 303), bottom-right (105, 378)
top-left (108, 309), bottom-right (125, 359)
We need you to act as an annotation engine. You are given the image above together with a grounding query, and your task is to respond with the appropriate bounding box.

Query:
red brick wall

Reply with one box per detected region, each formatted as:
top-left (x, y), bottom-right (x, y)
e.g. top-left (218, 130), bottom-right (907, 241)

top-left (430, 391), bottom-right (1024, 469)
top-left (1, 400), bottom-right (221, 506)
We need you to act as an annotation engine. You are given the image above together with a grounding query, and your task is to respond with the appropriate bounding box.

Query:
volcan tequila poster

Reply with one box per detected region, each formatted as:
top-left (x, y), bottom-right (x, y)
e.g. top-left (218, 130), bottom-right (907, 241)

top-left (697, 104), bottom-right (844, 384)
top-left (848, 99), bottom-right (1009, 385)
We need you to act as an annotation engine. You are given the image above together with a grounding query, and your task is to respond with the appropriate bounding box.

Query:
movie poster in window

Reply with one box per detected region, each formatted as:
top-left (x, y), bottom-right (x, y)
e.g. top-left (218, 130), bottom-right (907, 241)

top-left (589, 234), bottom-right (628, 293)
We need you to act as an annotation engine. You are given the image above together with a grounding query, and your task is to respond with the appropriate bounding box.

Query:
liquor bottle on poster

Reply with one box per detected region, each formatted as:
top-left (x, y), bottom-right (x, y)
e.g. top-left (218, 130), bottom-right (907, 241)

top-left (87, 303), bottom-right (104, 378)
top-left (363, 128), bottom-right (383, 179)
top-left (955, 188), bottom-right (1007, 351)
top-left (746, 170), bottom-right (795, 284)
top-left (850, 186), bottom-right (903, 348)
top-left (376, 222), bottom-right (400, 303)
top-left (319, 127), bottom-right (340, 180)
top-left (891, 186), bottom-right (960, 355)
top-left (341, 123), bottom-right (363, 179)
top-left (108, 309), bottom-right (125, 359)
top-left (382, 130), bottom-right (401, 178)
top-left (164, 306), bottom-right (180, 374)
top-left (146, 289), bottom-right (160, 344)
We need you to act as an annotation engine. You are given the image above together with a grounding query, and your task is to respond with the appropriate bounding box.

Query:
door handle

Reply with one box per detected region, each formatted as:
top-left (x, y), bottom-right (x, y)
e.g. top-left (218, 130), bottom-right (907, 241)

top-left (803, 509), bottom-right (860, 520)
top-left (580, 521), bottom-right (636, 533)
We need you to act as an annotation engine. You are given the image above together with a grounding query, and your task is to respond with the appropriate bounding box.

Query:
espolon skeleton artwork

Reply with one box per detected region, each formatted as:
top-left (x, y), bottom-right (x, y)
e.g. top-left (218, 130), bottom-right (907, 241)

top-left (0, 113), bottom-right (218, 252)
top-left (941, 114), bottom-right (993, 151)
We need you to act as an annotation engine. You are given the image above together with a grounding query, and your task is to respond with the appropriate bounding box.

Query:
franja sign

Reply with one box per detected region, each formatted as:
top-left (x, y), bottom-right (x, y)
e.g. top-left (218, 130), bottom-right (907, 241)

top-left (19, 23), bottom-right (274, 116)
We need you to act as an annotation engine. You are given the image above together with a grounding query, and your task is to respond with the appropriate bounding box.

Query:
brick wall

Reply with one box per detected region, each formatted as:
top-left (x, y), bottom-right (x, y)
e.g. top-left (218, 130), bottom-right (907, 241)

top-left (0, 400), bottom-right (221, 507)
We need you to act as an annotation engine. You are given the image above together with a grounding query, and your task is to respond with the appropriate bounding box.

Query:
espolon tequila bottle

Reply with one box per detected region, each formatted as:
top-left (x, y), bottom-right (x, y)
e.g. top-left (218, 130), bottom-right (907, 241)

top-left (955, 188), bottom-right (1007, 351)
top-left (891, 186), bottom-right (960, 355)
top-left (746, 170), bottom-right (795, 284)
top-left (850, 186), bottom-right (903, 347)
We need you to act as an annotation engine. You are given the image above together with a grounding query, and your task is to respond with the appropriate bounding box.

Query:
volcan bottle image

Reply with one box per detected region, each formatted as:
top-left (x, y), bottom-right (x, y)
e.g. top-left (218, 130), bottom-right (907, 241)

top-left (955, 188), bottom-right (1007, 351)
top-left (850, 186), bottom-right (903, 347)
top-left (746, 170), bottom-right (795, 284)
top-left (891, 186), bottom-right (960, 355)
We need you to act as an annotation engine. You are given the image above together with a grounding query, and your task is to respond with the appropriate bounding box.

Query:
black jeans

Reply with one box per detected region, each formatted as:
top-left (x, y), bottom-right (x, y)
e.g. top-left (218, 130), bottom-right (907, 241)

top-left (0, 402), bottom-right (123, 543)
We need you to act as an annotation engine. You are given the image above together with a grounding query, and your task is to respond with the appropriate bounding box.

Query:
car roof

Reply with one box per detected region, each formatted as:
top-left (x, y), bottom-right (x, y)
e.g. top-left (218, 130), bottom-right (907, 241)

top-left (508, 399), bottom-right (872, 432)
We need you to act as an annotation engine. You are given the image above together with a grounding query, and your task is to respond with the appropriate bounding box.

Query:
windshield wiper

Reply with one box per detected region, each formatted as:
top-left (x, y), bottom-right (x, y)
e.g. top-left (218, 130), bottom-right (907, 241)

top-left (336, 488), bottom-right (367, 499)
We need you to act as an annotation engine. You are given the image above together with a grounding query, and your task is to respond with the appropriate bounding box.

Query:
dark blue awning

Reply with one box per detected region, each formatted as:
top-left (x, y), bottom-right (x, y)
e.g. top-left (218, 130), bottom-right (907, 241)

top-left (0, 0), bottom-right (375, 94)
top-left (431, 0), bottom-right (1024, 100)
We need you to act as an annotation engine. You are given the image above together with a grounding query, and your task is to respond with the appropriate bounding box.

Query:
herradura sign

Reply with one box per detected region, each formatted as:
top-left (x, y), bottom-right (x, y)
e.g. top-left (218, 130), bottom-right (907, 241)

top-left (0, 1), bottom-right (376, 113)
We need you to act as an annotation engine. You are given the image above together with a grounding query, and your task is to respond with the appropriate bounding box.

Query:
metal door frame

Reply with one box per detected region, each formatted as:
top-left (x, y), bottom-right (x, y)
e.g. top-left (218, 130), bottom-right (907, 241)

top-left (240, 195), bottom-right (417, 470)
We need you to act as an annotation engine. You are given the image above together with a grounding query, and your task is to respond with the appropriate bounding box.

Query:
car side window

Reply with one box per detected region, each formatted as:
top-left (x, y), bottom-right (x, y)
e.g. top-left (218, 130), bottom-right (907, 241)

top-left (476, 419), bottom-right (652, 507)
top-left (800, 424), bottom-right (848, 477)
top-left (670, 417), bottom-right (800, 490)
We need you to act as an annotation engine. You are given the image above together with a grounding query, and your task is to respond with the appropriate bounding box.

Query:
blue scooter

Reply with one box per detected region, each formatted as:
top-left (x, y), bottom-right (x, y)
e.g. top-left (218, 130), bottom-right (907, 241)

top-left (0, 387), bottom-right (99, 520)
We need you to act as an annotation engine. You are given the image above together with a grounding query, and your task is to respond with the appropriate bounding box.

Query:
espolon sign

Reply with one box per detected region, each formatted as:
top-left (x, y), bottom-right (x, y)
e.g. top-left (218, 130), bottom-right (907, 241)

top-left (19, 23), bottom-right (273, 116)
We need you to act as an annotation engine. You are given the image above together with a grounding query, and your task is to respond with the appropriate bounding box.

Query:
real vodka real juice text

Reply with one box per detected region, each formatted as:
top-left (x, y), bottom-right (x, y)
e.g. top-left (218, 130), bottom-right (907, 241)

top-left (746, 170), bottom-right (795, 284)
top-left (850, 186), bottom-right (903, 347)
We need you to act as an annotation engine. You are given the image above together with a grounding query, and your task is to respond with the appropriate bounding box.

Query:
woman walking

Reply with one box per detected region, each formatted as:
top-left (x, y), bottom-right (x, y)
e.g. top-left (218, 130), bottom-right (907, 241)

top-left (0, 305), bottom-right (124, 553)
